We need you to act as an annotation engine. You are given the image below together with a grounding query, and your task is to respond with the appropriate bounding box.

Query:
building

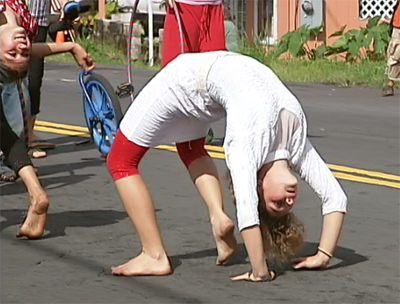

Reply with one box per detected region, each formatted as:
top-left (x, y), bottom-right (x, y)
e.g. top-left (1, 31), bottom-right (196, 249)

top-left (226, 0), bottom-right (398, 45)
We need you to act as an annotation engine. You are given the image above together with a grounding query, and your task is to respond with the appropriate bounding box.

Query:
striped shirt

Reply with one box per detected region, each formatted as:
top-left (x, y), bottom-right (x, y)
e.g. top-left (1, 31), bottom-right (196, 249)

top-left (0, 0), bottom-right (38, 40)
top-left (27, 0), bottom-right (49, 26)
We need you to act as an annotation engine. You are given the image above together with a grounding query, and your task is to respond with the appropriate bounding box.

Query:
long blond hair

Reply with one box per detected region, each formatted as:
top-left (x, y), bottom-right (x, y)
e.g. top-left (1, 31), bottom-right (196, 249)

top-left (227, 171), bottom-right (304, 263)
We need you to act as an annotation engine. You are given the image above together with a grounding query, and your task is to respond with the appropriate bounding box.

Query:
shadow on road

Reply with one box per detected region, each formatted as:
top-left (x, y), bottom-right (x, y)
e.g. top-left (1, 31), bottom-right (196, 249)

top-left (37, 158), bottom-right (105, 178)
top-left (295, 242), bottom-right (369, 271)
top-left (38, 135), bottom-right (102, 156)
top-left (170, 241), bottom-right (368, 273)
top-left (0, 222), bottom-right (202, 304)
top-left (0, 157), bottom-right (107, 195)
top-left (0, 209), bottom-right (130, 239)
top-left (0, 172), bottom-right (96, 195)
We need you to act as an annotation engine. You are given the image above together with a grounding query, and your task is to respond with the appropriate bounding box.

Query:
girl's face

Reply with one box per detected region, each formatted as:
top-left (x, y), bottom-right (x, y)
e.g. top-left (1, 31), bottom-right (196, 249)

top-left (259, 164), bottom-right (299, 218)
top-left (0, 24), bottom-right (31, 71)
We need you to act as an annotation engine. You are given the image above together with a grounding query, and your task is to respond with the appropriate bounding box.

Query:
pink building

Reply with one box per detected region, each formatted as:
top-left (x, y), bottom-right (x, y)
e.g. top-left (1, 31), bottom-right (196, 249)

top-left (226, 0), bottom-right (397, 44)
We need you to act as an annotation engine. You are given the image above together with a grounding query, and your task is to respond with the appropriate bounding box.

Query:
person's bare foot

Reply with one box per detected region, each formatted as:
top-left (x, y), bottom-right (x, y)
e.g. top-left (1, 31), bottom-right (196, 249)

top-left (16, 192), bottom-right (49, 240)
top-left (211, 215), bottom-right (237, 265)
top-left (28, 148), bottom-right (47, 159)
top-left (111, 251), bottom-right (172, 276)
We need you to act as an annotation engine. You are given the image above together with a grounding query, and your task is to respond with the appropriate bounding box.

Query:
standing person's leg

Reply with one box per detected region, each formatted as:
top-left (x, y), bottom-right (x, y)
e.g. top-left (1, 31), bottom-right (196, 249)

top-left (0, 97), bottom-right (49, 239)
top-left (383, 27), bottom-right (400, 96)
top-left (107, 131), bottom-right (172, 276)
top-left (161, 2), bottom-right (202, 67)
top-left (198, 4), bottom-right (226, 143)
top-left (16, 164), bottom-right (49, 239)
top-left (176, 138), bottom-right (237, 265)
top-left (28, 26), bottom-right (54, 150)
top-left (198, 4), bottom-right (226, 53)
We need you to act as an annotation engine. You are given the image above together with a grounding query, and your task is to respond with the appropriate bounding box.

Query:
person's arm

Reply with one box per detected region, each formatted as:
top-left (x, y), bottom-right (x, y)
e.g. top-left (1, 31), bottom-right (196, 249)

top-left (224, 21), bottom-right (240, 53)
top-left (231, 225), bottom-right (275, 282)
top-left (225, 140), bottom-right (274, 281)
top-left (293, 139), bottom-right (347, 269)
top-left (31, 42), bottom-right (95, 71)
top-left (31, 42), bottom-right (76, 57)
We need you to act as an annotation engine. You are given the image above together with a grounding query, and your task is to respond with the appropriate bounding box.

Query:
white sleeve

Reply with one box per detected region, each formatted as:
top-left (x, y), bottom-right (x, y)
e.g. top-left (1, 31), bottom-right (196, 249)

top-left (225, 142), bottom-right (260, 231)
top-left (294, 139), bottom-right (348, 215)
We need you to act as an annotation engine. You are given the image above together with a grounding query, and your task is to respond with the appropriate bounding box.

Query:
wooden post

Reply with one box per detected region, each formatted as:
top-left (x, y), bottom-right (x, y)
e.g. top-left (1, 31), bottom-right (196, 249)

top-left (98, 0), bottom-right (105, 19)
top-left (245, 0), bottom-right (255, 41)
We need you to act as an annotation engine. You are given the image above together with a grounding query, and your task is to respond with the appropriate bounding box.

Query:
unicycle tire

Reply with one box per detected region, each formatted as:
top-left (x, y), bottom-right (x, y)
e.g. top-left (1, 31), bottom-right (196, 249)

top-left (83, 73), bottom-right (123, 156)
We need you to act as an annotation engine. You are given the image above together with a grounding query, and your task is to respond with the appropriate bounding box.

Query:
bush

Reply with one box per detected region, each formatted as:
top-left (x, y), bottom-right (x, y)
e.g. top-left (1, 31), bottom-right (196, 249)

top-left (273, 24), bottom-right (326, 60)
top-left (273, 16), bottom-right (391, 62)
top-left (327, 16), bottom-right (390, 61)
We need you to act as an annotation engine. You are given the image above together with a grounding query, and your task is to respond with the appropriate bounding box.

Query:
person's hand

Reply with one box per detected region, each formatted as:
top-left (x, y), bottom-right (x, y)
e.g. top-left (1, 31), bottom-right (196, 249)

top-left (231, 270), bottom-right (276, 283)
top-left (167, 0), bottom-right (175, 7)
top-left (292, 251), bottom-right (331, 270)
top-left (71, 44), bottom-right (96, 72)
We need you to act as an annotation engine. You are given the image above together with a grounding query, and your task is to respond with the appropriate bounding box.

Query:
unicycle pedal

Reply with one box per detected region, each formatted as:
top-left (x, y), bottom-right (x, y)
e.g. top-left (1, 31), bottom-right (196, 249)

top-left (116, 82), bottom-right (134, 98)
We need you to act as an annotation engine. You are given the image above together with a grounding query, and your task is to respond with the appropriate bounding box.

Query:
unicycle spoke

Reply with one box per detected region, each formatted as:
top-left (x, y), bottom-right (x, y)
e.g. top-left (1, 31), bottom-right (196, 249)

top-left (102, 121), bottom-right (115, 145)
top-left (92, 86), bottom-right (105, 113)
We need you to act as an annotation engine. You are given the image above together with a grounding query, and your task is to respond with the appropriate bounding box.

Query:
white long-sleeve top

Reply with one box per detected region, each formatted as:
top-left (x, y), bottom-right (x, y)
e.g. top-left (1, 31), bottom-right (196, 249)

top-left (120, 51), bottom-right (348, 231)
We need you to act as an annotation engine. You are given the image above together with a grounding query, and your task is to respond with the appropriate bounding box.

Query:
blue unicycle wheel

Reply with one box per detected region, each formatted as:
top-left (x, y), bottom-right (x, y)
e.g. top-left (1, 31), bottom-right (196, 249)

top-left (80, 71), bottom-right (123, 155)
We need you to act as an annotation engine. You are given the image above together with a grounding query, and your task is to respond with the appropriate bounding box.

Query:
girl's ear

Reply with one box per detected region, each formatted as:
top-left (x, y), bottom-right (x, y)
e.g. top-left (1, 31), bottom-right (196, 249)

top-left (257, 179), bottom-right (263, 191)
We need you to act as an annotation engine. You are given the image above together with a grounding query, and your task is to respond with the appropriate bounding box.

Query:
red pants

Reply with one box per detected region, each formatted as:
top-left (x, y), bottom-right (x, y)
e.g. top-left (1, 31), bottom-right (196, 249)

top-left (161, 2), bottom-right (226, 67)
top-left (107, 130), bottom-right (210, 180)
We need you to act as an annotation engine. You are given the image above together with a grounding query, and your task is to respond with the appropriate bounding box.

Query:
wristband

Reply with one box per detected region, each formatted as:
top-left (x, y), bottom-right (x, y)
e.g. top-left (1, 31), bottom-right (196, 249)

top-left (318, 247), bottom-right (333, 258)
top-left (247, 270), bottom-right (276, 282)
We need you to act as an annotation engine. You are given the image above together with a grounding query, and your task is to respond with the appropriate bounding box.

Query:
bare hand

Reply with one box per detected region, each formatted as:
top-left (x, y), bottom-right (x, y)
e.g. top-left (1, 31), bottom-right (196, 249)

top-left (71, 44), bottom-right (96, 72)
top-left (231, 270), bottom-right (276, 283)
top-left (292, 252), bottom-right (331, 270)
top-left (167, 0), bottom-right (175, 7)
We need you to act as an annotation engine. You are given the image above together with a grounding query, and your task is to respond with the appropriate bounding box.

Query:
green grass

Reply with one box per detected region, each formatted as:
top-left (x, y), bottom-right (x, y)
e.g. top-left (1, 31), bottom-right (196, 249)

top-left (46, 38), bottom-right (126, 65)
top-left (46, 38), bottom-right (390, 88)
top-left (240, 43), bottom-right (388, 88)
top-left (264, 57), bottom-right (385, 88)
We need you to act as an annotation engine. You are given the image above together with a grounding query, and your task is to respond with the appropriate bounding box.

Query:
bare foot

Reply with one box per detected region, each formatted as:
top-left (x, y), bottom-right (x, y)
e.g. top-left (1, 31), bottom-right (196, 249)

top-left (16, 192), bottom-right (49, 240)
top-left (111, 251), bottom-right (172, 276)
top-left (28, 148), bottom-right (47, 159)
top-left (211, 215), bottom-right (237, 265)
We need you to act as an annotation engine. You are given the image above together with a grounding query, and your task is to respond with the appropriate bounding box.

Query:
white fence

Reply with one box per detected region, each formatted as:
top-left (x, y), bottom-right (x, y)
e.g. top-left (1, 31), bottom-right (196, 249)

top-left (359, 0), bottom-right (397, 20)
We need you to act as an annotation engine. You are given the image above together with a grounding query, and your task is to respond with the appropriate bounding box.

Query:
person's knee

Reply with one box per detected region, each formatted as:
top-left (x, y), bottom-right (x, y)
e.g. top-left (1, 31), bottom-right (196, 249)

top-left (176, 137), bottom-right (209, 168)
top-left (106, 131), bottom-right (148, 180)
top-left (106, 148), bottom-right (140, 181)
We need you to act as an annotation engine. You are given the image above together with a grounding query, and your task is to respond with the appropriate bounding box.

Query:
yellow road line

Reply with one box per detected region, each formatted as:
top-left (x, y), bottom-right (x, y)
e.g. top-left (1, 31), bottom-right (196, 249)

top-left (36, 120), bottom-right (89, 132)
top-left (209, 146), bottom-right (400, 182)
top-left (327, 164), bottom-right (400, 182)
top-left (157, 148), bottom-right (400, 189)
top-left (204, 145), bottom-right (224, 152)
top-left (34, 126), bottom-right (90, 138)
top-left (155, 145), bottom-right (178, 152)
top-left (34, 121), bottom-right (400, 189)
top-left (333, 172), bottom-right (400, 189)
top-left (155, 145), bottom-right (225, 159)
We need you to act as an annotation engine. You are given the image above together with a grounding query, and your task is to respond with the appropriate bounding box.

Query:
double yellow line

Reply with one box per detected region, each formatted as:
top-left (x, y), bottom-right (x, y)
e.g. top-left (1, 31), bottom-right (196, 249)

top-left (35, 120), bottom-right (400, 190)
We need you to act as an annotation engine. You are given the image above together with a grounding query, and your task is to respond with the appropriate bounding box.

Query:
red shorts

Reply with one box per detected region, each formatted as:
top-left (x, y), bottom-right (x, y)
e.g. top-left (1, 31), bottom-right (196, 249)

top-left (161, 2), bottom-right (226, 67)
top-left (107, 130), bottom-right (210, 181)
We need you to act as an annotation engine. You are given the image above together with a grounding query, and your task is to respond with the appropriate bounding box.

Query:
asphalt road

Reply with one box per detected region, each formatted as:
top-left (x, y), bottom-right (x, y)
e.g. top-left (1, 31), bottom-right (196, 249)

top-left (1, 62), bottom-right (399, 304)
